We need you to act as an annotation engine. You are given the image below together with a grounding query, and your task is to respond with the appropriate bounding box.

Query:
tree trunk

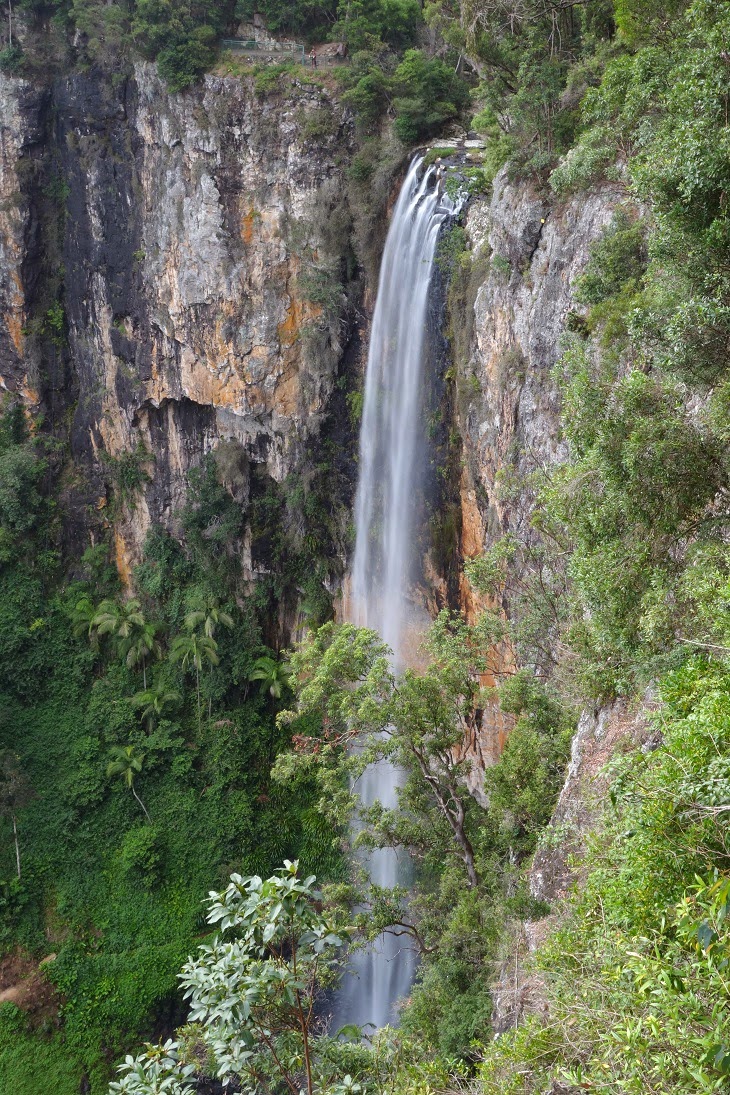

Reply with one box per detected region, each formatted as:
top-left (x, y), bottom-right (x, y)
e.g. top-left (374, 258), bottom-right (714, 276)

top-left (12, 813), bottom-right (20, 879)
top-left (196, 665), bottom-right (201, 729)
top-left (132, 785), bottom-right (152, 823)
top-left (412, 747), bottom-right (480, 888)
top-left (448, 792), bottom-right (480, 889)
top-left (8, 0), bottom-right (13, 48)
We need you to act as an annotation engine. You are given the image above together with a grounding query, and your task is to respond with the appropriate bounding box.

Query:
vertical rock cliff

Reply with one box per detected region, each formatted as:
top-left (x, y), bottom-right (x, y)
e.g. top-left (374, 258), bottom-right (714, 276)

top-left (452, 168), bottom-right (626, 767)
top-left (458, 168), bottom-right (625, 576)
top-left (1, 65), bottom-right (361, 598)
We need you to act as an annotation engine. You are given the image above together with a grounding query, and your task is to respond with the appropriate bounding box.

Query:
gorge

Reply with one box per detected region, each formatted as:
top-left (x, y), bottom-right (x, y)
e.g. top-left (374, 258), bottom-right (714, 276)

top-left (1, 2), bottom-right (730, 1092)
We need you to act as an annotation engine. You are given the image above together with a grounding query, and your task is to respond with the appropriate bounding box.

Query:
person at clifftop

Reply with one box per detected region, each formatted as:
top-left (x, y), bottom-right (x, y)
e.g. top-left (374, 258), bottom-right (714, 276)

top-left (310, 48), bottom-right (317, 68)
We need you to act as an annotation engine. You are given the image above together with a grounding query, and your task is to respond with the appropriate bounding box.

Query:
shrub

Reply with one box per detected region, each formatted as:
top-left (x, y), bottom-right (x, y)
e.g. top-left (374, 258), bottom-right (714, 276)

top-left (119, 826), bottom-right (162, 883)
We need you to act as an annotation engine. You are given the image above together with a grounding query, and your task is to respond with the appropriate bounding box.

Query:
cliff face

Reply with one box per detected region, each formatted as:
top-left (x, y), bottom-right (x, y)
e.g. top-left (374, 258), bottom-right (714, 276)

top-left (1, 62), bottom-right (623, 614)
top-left (458, 168), bottom-right (625, 579)
top-left (0, 74), bottom-right (44, 404)
top-left (452, 169), bottom-right (626, 769)
top-left (0, 65), bottom-right (359, 582)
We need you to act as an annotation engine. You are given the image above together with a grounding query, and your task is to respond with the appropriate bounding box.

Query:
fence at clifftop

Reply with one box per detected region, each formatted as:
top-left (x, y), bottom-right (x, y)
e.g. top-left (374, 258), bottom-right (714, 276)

top-left (220, 39), bottom-right (349, 66)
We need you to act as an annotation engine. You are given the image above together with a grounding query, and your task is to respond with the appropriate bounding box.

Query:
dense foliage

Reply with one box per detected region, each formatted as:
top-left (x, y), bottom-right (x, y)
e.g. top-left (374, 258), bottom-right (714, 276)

top-left (110, 863), bottom-right (347, 1095)
top-left (477, 660), bottom-right (730, 1094)
top-left (0, 411), bottom-right (344, 1094)
top-left (460, 1), bottom-right (730, 1092)
top-left (4, 0), bottom-right (730, 1090)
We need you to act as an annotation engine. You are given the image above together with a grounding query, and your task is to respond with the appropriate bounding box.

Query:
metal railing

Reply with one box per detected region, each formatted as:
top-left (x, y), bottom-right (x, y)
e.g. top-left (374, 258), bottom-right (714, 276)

top-left (220, 39), bottom-right (349, 66)
top-left (221, 38), bottom-right (307, 63)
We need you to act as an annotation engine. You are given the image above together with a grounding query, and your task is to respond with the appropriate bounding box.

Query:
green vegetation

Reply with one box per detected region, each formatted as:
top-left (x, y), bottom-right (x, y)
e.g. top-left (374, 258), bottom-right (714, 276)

top-left (0, 406), bottom-right (344, 1093)
top-left (477, 660), bottom-right (730, 1094)
top-left (272, 617), bottom-right (572, 1062)
top-left (5, 0), bottom-right (730, 1091)
top-left (456, 1), bottom-right (730, 1092)
top-left (110, 862), bottom-right (347, 1095)
top-left (103, 613), bottom-right (573, 1093)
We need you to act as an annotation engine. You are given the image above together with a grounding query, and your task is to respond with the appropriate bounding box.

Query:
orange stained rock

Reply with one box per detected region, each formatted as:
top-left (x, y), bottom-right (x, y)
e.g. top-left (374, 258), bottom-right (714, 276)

top-left (241, 205), bottom-right (256, 246)
top-left (277, 294), bottom-right (322, 349)
top-left (272, 360), bottom-right (301, 418)
top-left (459, 480), bottom-right (487, 626)
top-left (114, 528), bottom-right (134, 590)
top-left (6, 313), bottom-right (24, 356)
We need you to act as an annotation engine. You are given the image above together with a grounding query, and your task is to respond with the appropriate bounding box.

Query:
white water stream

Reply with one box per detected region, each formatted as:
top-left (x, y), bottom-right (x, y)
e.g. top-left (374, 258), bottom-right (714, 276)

top-left (335, 156), bottom-right (459, 1030)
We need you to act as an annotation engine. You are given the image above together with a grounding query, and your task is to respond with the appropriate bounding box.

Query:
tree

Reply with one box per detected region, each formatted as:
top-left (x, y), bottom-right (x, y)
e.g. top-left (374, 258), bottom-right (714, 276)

top-left (333, 0), bottom-right (421, 51)
top-left (236, 0), bottom-right (338, 37)
top-left (249, 654), bottom-right (292, 700)
top-left (70, 600), bottom-right (99, 648)
top-left (131, 680), bottom-right (181, 732)
top-left (170, 631), bottom-right (219, 728)
top-left (91, 599), bottom-right (162, 686)
top-left (106, 744), bottom-right (151, 823)
top-left (275, 615), bottom-right (501, 895)
top-left (92, 597), bottom-right (145, 648)
top-left (0, 751), bottom-right (33, 879)
top-left (183, 595), bottom-right (233, 639)
top-left (132, 0), bottom-right (231, 90)
top-left (109, 863), bottom-right (347, 1095)
top-left (392, 49), bottom-right (471, 142)
top-left (0, 435), bottom-right (47, 561)
top-left (124, 621), bottom-right (161, 689)
top-left (249, 654), bottom-right (294, 768)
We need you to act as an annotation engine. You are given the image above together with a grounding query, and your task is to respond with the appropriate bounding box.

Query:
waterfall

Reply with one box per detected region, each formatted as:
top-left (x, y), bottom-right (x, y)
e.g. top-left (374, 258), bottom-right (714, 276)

top-left (335, 156), bottom-right (459, 1030)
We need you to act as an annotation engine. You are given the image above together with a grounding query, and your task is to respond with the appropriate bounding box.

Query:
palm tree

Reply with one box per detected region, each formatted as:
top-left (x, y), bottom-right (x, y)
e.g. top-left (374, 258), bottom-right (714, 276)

top-left (184, 595), bottom-right (234, 639)
top-left (92, 598), bottom-right (145, 649)
top-left (91, 599), bottom-right (162, 685)
top-left (249, 655), bottom-right (292, 771)
top-left (249, 655), bottom-right (292, 700)
top-left (171, 632), bottom-right (219, 728)
top-left (123, 621), bottom-right (161, 689)
top-left (106, 744), bottom-right (151, 822)
top-left (131, 680), bottom-right (181, 732)
top-left (70, 595), bottom-right (98, 645)
top-left (0, 751), bottom-right (34, 879)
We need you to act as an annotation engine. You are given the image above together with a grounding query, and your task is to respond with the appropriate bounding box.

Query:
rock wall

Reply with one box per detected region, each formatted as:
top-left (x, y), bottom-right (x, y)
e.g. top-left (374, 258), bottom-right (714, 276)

top-left (454, 168), bottom-right (627, 766)
top-left (491, 696), bottom-right (654, 1034)
top-left (0, 74), bottom-right (45, 404)
top-left (0, 64), bottom-right (360, 582)
top-left (459, 168), bottom-right (626, 570)
top-left (1, 62), bottom-right (637, 723)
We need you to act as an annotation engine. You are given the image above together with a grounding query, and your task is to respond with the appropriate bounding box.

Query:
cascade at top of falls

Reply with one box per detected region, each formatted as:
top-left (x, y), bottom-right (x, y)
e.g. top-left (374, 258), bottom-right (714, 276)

top-left (334, 157), bottom-right (460, 1032)
top-left (350, 156), bottom-right (459, 668)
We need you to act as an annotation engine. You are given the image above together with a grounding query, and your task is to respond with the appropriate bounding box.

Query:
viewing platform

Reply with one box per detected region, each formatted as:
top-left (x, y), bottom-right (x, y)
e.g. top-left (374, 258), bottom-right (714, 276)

top-left (221, 22), bottom-right (349, 67)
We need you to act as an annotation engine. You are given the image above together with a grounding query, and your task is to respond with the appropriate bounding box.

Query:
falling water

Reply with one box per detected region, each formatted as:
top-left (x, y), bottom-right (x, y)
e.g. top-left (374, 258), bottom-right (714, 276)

top-left (336, 156), bottom-right (459, 1030)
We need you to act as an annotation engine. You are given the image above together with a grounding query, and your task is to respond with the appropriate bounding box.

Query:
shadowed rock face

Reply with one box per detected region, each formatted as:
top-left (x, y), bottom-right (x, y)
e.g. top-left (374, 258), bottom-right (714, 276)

top-left (0, 64), bottom-right (360, 581)
top-left (458, 169), bottom-right (626, 576)
top-left (0, 75), bottom-right (47, 403)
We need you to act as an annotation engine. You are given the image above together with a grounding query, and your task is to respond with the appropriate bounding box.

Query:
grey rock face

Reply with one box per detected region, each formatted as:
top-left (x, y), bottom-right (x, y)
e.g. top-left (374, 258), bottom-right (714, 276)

top-left (0, 74), bottom-right (47, 401)
top-left (0, 65), bottom-right (359, 578)
top-left (458, 168), bottom-right (626, 553)
top-left (452, 169), bottom-right (630, 779)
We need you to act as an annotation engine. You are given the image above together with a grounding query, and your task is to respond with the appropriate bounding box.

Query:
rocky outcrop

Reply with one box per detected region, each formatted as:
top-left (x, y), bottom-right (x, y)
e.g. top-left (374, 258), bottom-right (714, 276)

top-left (491, 697), bottom-right (653, 1034)
top-left (0, 74), bottom-right (46, 404)
top-left (458, 169), bottom-right (626, 569)
top-left (0, 64), bottom-right (360, 582)
top-left (452, 170), bottom-right (629, 766)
